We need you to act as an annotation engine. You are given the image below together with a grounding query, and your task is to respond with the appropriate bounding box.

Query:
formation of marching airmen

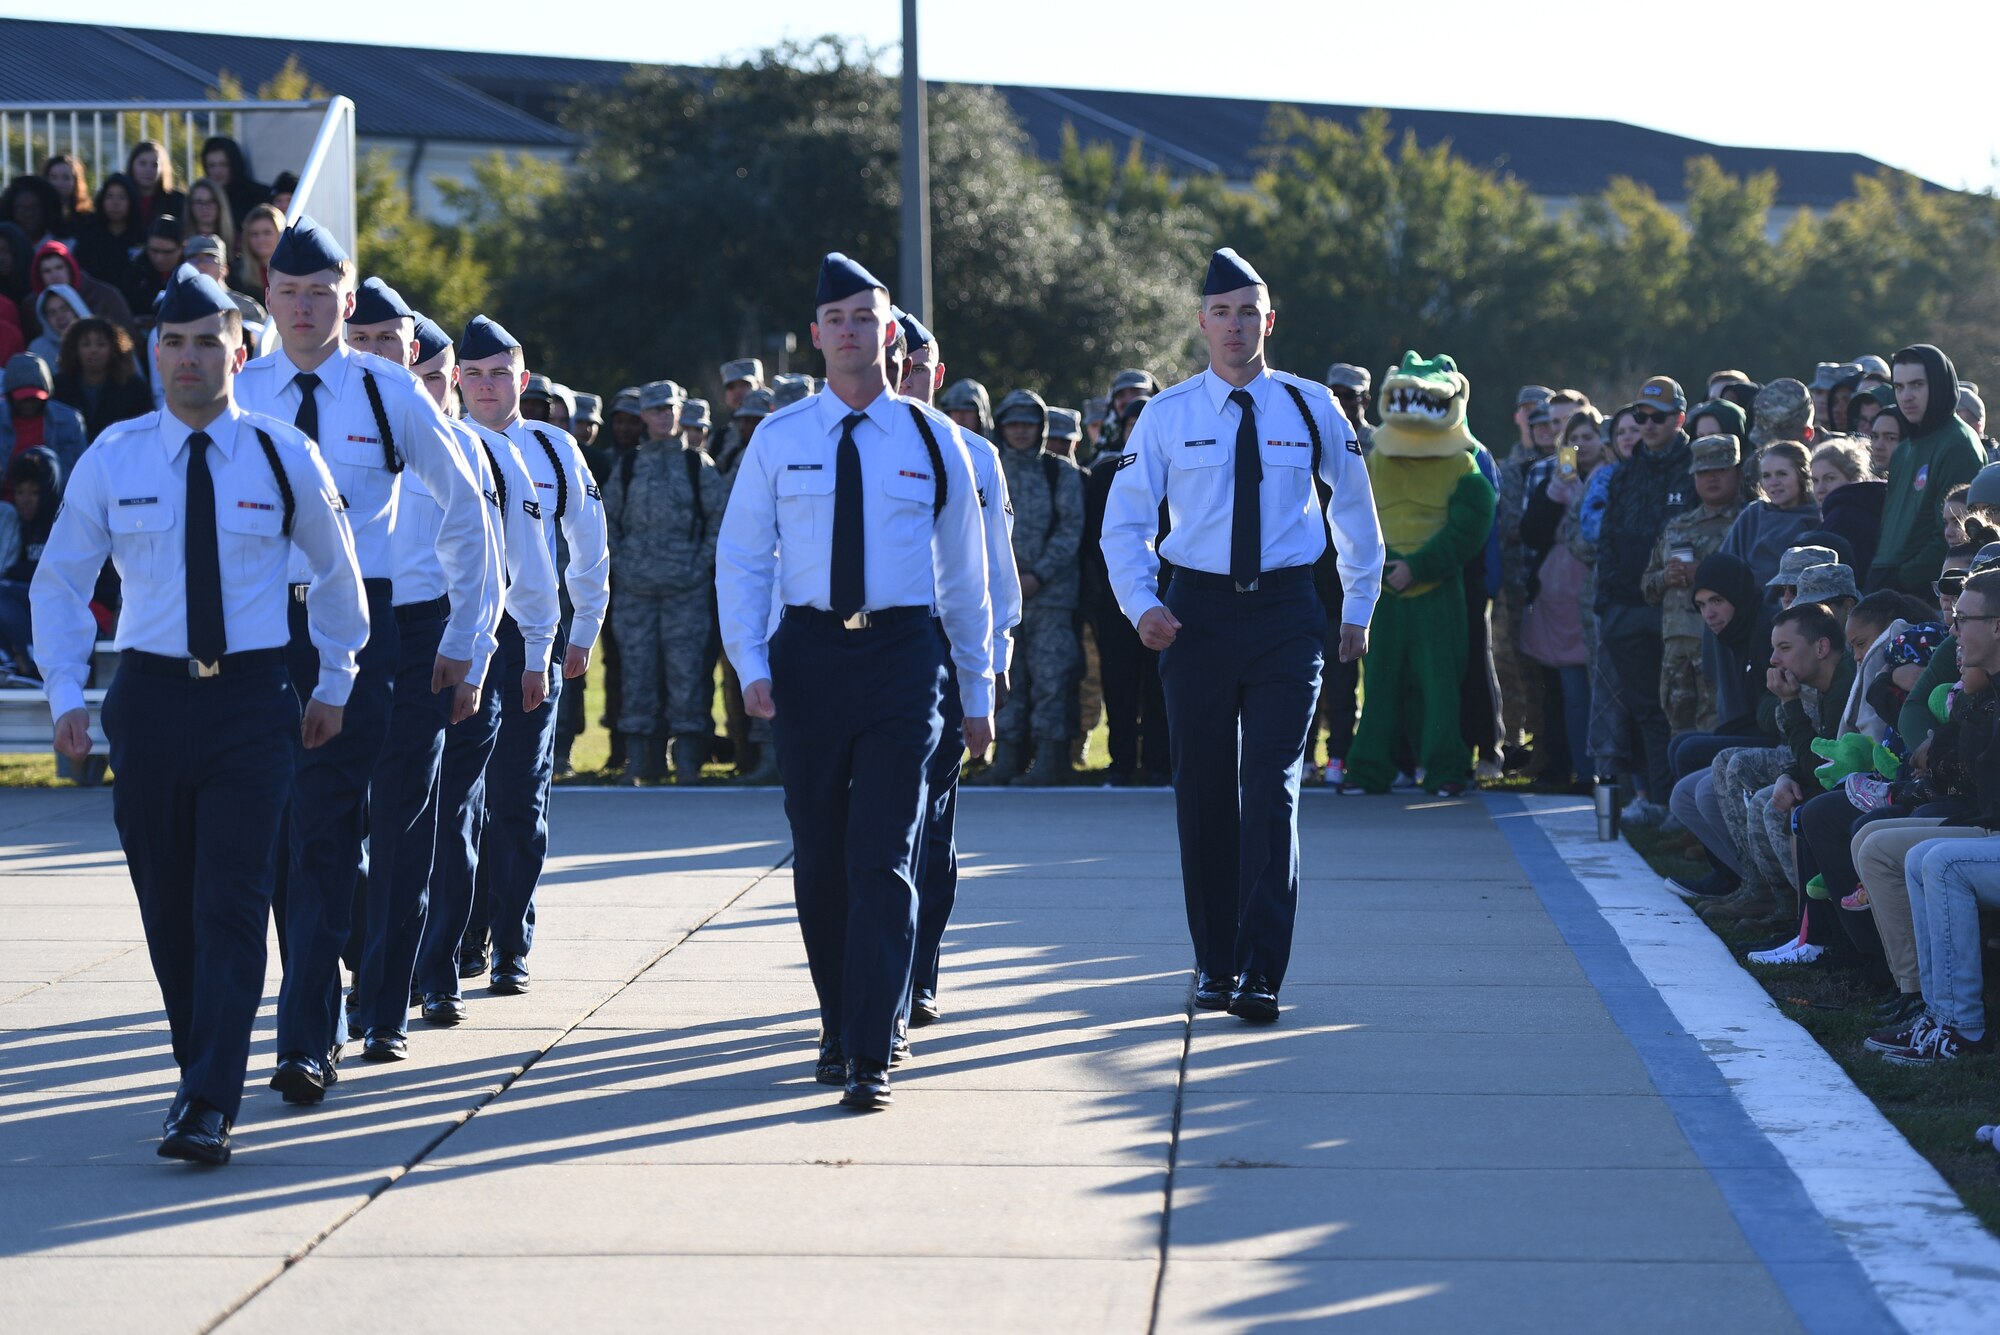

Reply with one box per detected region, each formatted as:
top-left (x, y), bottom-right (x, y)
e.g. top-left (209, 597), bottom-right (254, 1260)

top-left (29, 223), bottom-right (1384, 1161)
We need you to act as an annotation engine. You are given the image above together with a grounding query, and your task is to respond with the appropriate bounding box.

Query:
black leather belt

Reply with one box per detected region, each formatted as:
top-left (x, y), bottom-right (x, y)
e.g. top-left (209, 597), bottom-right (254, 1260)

top-left (130, 648), bottom-right (286, 679)
top-left (292, 577), bottom-right (393, 603)
top-left (1171, 565), bottom-right (1313, 594)
top-left (395, 594), bottom-right (450, 625)
top-left (784, 605), bottom-right (930, 632)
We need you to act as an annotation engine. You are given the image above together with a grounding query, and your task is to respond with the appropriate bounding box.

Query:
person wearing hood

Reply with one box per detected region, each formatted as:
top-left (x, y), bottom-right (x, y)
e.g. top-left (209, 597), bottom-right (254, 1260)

top-left (200, 137), bottom-right (271, 230)
top-left (1870, 344), bottom-right (1986, 595)
top-left (938, 378), bottom-right (992, 439)
top-left (28, 284), bottom-right (86, 365)
top-left (1665, 553), bottom-right (1771, 899)
top-left (1720, 440), bottom-right (1822, 597)
top-left (1811, 436), bottom-right (1886, 572)
top-left (1, 353), bottom-right (88, 478)
top-left (0, 444), bottom-right (60, 675)
top-left (30, 239), bottom-right (137, 341)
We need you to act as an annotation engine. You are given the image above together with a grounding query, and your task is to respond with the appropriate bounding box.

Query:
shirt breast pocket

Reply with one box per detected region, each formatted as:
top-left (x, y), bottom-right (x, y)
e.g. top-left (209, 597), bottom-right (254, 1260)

top-left (322, 435), bottom-right (393, 533)
top-left (216, 499), bottom-right (288, 584)
top-left (106, 498), bottom-right (176, 585)
top-left (775, 467), bottom-right (834, 540)
top-left (882, 470), bottom-right (939, 547)
top-left (1259, 442), bottom-right (1315, 509)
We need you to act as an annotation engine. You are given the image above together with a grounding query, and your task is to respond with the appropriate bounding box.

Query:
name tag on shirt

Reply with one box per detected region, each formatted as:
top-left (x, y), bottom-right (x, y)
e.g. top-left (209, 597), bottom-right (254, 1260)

top-left (1182, 439), bottom-right (1216, 448)
top-left (118, 496), bottom-right (158, 506)
top-left (786, 463), bottom-right (823, 471)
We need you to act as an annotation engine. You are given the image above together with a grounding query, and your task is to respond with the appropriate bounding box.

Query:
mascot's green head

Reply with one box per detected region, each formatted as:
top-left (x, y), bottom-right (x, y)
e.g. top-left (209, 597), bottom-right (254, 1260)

top-left (1374, 352), bottom-right (1475, 458)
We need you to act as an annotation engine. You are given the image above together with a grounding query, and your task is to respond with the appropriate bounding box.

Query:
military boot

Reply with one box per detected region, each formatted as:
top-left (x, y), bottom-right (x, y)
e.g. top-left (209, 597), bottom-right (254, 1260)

top-left (606, 732), bottom-right (629, 774)
top-left (970, 741), bottom-right (1022, 786)
top-left (1015, 738), bottom-right (1072, 787)
top-left (627, 735), bottom-right (666, 786)
top-left (1700, 881), bottom-right (1775, 922)
top-left (672, 735), bottom-right (707, 786)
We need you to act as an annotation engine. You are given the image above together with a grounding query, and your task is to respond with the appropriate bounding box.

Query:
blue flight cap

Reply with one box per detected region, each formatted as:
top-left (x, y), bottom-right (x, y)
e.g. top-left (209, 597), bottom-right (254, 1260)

top-left (349, 276), bottom-right (414, 326)
top-left (268, 215), bottom-right (350, 276)
top-left (459, 314), bottom-right (521, 361)
top-left (1202, 247), bottom-right (1265, 296)
top-left (893, 306), bottom-right (934, 353)
top-left (816, 252), bottom-right (887, 308)
top-left (411, 315), bottom-right (453, 364)
top-left (155, 264), bottom-right (237, 323)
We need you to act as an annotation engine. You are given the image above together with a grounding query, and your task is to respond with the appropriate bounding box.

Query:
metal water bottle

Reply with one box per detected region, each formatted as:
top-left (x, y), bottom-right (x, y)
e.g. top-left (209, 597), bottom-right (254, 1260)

top-left (1594, 783), bottom-right (1620, 841)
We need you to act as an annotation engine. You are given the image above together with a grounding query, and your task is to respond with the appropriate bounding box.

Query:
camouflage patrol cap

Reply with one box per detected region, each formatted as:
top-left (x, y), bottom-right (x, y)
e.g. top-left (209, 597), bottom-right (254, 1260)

top-left (771, 373), bottom-right (817, 409)
top-left (1688, 434), bottom-right (1741, 473)
top-left (994, 389), bottom-right (1049, 428)
top-left (734, 388), bottom-right (775, 419)
top-left (1795, 562), bottom-right (1859, 604)
top-left (1810, 362), bottom-right (1845, 391)
top-left (1047, 407), bottom-right (1083, 440)
top-left (611, 386), bottom-right (643, 417)
top-left (640, 380), bottom-right (683, 410)
top-left (1768, 544), bottom-right (1839, 588)
top-left (521, 373), bottom-right (553, 402)
top-left (1852, 355), bottom-right (1891, 382)
top-left (938, 378), bottom-right (991, 415)
top-left (1516, 384), bottom-right (1554, 408)
top-left (682, 399), bottom-right (712, 430)
top-left (1325, 363), bottom-right (1370, 393)
top-left (1084, 395), bottom-right (1111, 425)
top-left (548, 382), bottom-right (575, 418)
top-left (1110, 369), bottom-right (1159, 397)
top-left (1960, 385), bottom-right (1986, 428)
top-left (1750, 379), bottom-right (1813, 447)
top-left (720, 357), bottom-right (764, 386)
top-left (573, 392), bottom-right (603, 424)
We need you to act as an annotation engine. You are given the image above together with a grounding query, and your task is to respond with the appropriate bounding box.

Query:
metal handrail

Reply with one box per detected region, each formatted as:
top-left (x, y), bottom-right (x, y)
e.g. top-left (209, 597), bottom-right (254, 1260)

top-left (0, 99), bottom-right (333, 184)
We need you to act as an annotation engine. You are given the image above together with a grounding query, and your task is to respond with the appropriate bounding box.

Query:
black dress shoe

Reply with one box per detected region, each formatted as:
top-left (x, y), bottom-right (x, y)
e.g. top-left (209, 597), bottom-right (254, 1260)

top-left (158, 1098), bottom-right (232, 1165)
top-left (890, 1031), bottom-right (911, 1066)
top-left (489, 954), bottom-right (530, 994)
top-left (910, 993), bottom-right (941, 1027)
top-left (162, 1087), bottom-right (193, 1138)
top-left (1228, 973), bottom-right (1280, 1024)
top-left (457, 944), bottom-right (490, 979)
top-left (1194, 972), bottom-right (1236, 1011)
top-left (815, 1033), bottom-right (846, 1086)
top-left (420, 993), bottom-right (467, 1026)
top-left (362, 1029), bottom-right (408, 1061)
top-left (323, 1045), bottom-right (343, 1087)
top-left (840, 1058), bottom-right (892, 1111)
top-left (344, 991), bottom-right (365, 1040)
top-left (270, 1055), bottom-right (325, 1105)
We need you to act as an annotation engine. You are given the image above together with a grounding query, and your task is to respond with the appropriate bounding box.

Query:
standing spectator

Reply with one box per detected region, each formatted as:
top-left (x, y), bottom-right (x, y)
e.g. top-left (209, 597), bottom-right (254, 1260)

top-left (41, 155), bottom-right (90, 239)
top-left (1811, 437), bottom-right (1886, 572)
top-left (0, 445), bottom-right (58, 677)
top-left (199, 137), bottom-right (270, 224)
top-left (123, 218), bottom-right (183, 322)
top-left (31, 240), bottom-right (137, 342)
top-left (2, 176), bottom-right (62, 249)
top-left (1597, 375), bottom-right (1695, 822)
top-left (123, 141), bottom-right (183, 230)
top-left (181, 179), bottom-right (236, 260)
top-left (1495, 385), bottom-right (1556, 767)
top-left (0, 354), bottom-right (87, 477)
top-left (939, 378), bottom-right (991, 439)
top-left (1720, 440), bottom-right (1822, 595)
top-left (74, 174), bottom-right (142, 285)
top-left (235, 203), bottom-right (283, 299)
top-left (1313, 364), bottom-right (1374, 784)
top-left (52, 317), bottom-right (149, 441)
top-left (1082, 393), bottom-right (1169, 786)
top-left (1643, 434), bottom-right (1744, 736)
top-left (976, 389), bottom-right (1084, 787)
top-left (1870, 344), bottom-right (1986, 595)
top-left (1580, 404), bottom-right (1639, 784)
top-left (1866, 396), bottom-right (1906, 476)
top-left (1519, 408), bottom-right (1608, 787)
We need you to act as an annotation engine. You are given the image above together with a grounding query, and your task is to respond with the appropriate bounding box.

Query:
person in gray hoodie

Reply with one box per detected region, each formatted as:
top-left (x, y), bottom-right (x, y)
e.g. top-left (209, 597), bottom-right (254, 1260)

top-left (1721, 440), bottom-right (1822, 600)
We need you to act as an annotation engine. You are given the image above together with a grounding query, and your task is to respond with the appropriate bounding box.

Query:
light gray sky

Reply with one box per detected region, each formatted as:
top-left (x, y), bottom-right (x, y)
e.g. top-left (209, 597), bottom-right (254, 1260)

top-left (43, 0), bottom-right (2000, 191)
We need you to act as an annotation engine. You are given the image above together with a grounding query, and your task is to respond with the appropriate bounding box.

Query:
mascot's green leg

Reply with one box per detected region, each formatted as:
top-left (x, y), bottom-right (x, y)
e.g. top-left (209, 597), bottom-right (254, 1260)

top-left (1411, 584), bottom-right (1472, 790)
top-left (1346, 597), bottom-right (1411, 793)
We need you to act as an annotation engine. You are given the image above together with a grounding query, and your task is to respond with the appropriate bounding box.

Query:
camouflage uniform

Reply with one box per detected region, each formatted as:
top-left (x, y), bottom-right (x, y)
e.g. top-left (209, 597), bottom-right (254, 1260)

top-left (994, 394), bottom-right (1085, 757)
top-left (716, 388), bottom-right (776, 778)
top-left (607, 435), bottom-right (727, 750)
top-left (1641, 434), bottom-right (1743, 735)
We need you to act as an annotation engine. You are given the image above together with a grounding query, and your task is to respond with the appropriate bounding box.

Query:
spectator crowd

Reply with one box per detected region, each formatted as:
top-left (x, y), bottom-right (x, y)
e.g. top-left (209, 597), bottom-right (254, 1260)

top-left (5, 134), bottom-right (1998, 1071)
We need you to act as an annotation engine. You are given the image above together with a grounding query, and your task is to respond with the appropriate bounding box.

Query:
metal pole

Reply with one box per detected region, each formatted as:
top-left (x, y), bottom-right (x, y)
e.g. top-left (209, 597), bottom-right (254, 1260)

top-left (898, 0), bottom-right (932, 323)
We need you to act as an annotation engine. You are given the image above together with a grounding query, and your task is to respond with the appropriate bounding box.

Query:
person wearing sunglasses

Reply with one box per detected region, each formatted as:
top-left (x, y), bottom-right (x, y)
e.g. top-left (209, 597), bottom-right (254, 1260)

top-left (1595, 375), bottom-right (1694, 825)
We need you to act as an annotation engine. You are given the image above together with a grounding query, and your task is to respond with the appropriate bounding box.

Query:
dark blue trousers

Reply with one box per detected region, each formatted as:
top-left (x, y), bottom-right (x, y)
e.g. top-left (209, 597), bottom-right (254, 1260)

top-left (770, 610), bottom-right (945, 1065)
top-left (104, 658), bottom-right (297, 1118)
top-left (276, 581), bottom-right (398, 1063)
top-left (907, 651), bottom-right (965, 1015)
top-left (415, 667), bottom-right (503, 997)
top-left (1156, 573), bottom-right (1324, 987)
top-left (351, 603), bottom-right (450, 1033)
top-left (474, 617), bottom-right (565, 960)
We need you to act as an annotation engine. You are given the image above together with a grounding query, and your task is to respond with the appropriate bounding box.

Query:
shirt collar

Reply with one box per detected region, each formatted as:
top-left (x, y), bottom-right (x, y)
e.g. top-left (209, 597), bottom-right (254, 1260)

top-left (816, 384), bottom-right (898, 438)
top-left (275, 340), bottom-right (351, 392)
top-left (1202, 365), bottom-right (1272, 415)
top-left (162, 403), bottom-right (245, 463)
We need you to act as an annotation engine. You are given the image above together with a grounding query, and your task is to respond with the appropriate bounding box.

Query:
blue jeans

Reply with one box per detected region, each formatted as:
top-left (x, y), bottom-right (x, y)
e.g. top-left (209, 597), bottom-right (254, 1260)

top-left (1907, 836), bottom-right (2000, 1036)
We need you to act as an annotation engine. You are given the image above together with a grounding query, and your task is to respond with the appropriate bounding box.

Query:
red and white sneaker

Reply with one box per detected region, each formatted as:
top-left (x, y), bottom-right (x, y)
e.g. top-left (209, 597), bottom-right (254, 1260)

top-left (1877, 1021), bottom-right (1993, 1066)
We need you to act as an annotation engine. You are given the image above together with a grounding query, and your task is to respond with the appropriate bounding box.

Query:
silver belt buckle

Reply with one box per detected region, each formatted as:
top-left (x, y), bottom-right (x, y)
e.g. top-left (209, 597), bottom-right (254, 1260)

top-left (841, 611), bottom-right (872, 631)
top-left (191, 659), bottom-right (222, 679)
top-left (1235, 579), bottom-right (1259, 593)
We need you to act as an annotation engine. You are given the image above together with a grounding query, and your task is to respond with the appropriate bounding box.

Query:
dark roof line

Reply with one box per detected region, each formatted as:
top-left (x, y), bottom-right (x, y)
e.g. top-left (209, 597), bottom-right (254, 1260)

top-left (1017, 86), bottom-right (1221, 176)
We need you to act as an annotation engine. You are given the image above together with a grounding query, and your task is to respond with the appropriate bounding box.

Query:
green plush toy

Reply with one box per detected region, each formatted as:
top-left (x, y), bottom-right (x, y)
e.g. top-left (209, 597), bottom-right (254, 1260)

top-left (1812, 733), bottom-right (1877, 789)
top-left (1930, 682), bottom-right (1954, 723)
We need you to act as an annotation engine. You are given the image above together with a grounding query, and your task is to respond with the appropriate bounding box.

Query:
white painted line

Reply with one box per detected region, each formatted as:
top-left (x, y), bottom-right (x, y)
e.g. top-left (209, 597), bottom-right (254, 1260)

top-left (1524, 795), bottom-right (2000, 1335)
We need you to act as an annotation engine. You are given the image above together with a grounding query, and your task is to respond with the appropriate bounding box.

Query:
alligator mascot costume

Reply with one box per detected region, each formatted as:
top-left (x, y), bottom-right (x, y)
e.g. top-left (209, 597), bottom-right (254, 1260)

top-left (1345, 352), bottom-right (1497, 795)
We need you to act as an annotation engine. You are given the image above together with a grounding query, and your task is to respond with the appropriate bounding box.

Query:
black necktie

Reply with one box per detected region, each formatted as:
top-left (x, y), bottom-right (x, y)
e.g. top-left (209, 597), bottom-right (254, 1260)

top-left (293, 371), bottom-right (322, 441)
top-left (1229, 389), bottom-right (1262, 588)
top-left (830, 412), bottom-right (866, 619)
top-left (185, 430), bottom-right (226, 664)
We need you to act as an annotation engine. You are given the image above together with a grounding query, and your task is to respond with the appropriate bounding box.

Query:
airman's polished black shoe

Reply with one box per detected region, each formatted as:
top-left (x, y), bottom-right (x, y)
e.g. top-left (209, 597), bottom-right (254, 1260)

top-left (1194, 972), bottom-right (1237, 1011)
top-left (1228, 973), bottom-right (1280, 1024)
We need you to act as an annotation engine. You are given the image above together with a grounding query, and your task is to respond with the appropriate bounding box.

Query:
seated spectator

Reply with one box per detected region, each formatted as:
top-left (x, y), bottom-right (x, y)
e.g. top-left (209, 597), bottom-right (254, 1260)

top-left (125, 140), bottom-right (184, 230)
top-left (235, 204), bottom-right (283, 299)
top-left (1764, 543), bottom-right (1839, 610)
top-left (1809, 437), bottom-right (1885, 572)
top-left (74, 173), bottom-right (143, 286)
top-left (41, 155), bottom-right (90, 240)
top-left (199, 136), bottom-right (270, 225)
top-left (1870, 344), bottom-right (1986, 595)
top-left (122, 217), bottom-right (183, 321)
top-left (0, 445), bottom-right (58, 678)
top-left (1721, 442), bottom-right (1821, 597)
top-left (28, 284), bottom-right (85, 364)
top-left (1794, 561), bottom-right (1860, 629)
top-left (269, 172), bottom-right (298, 216)
top-left (0, 353), bottom-right (87, 477)
top-left (2, 176), bottom-right (62, 249)
top-left (182, 234), bottom-right (265, 339)
top-left (182, 179), bottom-right (236, 258)
top-left (53, 317), bottom-right (150, 442)
top-left (30, 240), bottom-right (136, 341)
